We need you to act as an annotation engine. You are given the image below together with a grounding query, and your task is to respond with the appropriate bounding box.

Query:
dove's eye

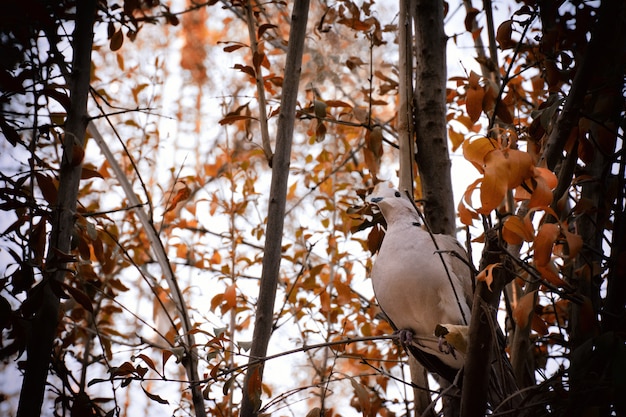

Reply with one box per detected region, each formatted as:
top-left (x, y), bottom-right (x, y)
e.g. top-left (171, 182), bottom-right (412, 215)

top-left (395, 191), bottom-right (401, 197)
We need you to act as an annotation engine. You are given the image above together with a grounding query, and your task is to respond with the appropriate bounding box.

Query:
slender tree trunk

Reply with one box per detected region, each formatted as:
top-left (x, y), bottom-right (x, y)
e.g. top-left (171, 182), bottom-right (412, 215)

top-left (398, 0), bottom-right (415, 193)
top-left (17, 1), bottom-right (96, 416)
top-left (239, 2), bottom-right (310, 415)
top-left (398, 2), bottom-right (434, 415)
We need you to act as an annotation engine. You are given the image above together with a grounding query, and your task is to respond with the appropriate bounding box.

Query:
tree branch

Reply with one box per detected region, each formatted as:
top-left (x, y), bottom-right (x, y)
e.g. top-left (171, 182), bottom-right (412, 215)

top-left (239, 2), bottom-right (310, 415)
top-left (17, 2), bottom-right (97, 416)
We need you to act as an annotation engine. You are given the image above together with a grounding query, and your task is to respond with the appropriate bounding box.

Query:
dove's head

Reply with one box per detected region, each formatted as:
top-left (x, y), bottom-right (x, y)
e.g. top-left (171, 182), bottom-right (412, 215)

top-left (366, 183), bottom-right (420, 222)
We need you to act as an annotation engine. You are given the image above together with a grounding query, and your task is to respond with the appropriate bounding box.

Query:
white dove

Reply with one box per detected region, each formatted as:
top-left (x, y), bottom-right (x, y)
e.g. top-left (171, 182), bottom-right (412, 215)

top-left (367, 183), bottom-right (473, 382)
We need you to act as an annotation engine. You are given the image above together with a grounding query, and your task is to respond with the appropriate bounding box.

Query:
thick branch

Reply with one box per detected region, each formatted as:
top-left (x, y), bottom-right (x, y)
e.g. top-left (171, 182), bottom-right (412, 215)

top-left (17, 2), bottom-right (96, 416)
top-left (88, 123), bottom-right (206, 417)
top-left (460, 230), bottom-right (505, 416)
top-left (239, 2), bottom-right (310, 416)
top-left (397, 0), bottom-right (414, 192)
top-left (245, 0), bottom-right (273, 162)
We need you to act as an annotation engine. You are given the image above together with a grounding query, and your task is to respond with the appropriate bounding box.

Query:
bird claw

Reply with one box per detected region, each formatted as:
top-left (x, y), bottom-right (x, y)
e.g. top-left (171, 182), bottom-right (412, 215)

top-left (438, 337), bottom-right (457, 359)
top-left (395, 329), bottom-right (415, 347)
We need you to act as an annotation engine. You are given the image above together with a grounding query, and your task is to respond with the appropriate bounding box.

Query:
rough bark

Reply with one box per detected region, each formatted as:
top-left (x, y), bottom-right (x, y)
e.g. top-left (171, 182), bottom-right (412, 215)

top-left (413, 0), bottom-right (455, 236)
top-left (565, 2), bottom-right (626, 413)
top-left (460, 231), bottom-right (507, 417)
top-left (239, 2), bottom-right (310, 415)
top-left (17, 2), bottom-right (97, 416)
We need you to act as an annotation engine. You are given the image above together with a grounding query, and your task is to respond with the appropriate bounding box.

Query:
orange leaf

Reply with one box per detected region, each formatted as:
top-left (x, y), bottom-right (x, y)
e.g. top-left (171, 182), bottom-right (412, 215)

top-left (534, 223), bottom-right (560, 266)
top-left (536, 261), bottom-right (567, 287)
top-left (476, 263), bottom-right (500, 290)
top-left (462, 136), bottom-right (498, 171)
top-left (468, 70), bottom-right (481, 89)
top-left (528, 176), bottom-right (554, 208)
top-left (448, 127), bottom-right (465, 152)
top-left (480, 150), bottom-right (509, 213)
top-left (502, 215), bottom-right (534, 245)
top-left (504, 149), bottom-right (535, 188)
top-left (165, 184), bottom-right (191, 213)
top-left (466, 83), bottom-right (485, 123)
top-left (458, 199), bottom-right (479, 226)
top-left (223, 283), bottom-right (237, 311)
top-left (513, 290), bottom-right (536, 329)
top-left (534, 167), bottom-right (558, 189)
top-left (458, 179), bottom-right (481, 225)
top-left (562, 228), bottom-right (583, 260)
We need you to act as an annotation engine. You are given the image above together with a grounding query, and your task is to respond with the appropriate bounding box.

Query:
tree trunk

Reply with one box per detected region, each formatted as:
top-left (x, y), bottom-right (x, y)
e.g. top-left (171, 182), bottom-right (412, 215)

top-left (460, 230), bottom-right (508, 417)
top-left (398, 0), bottom-right (415, 193)
top-left (17, 1), bottom-right (97, 416)
top-left (413, 0), bottom-right (455, 237)
top-left (398, 2), bottom-right (434, 415)
top-left (239, 2), bottom-right (310, 416)
top-left (409, 2), bottom-right (463, 416)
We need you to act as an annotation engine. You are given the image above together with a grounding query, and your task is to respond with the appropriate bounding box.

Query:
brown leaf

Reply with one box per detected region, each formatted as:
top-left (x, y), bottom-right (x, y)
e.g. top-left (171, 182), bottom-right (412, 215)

top-left (513, 290), bottom-right (536, 329)
top-left (63, 284), bottom-right (94, 313)
top-left (223, 43), bottom-right (246, 53)
top-left (306, 407), bottom-right (322, 417)
top-left (464, 7), bottom-right (480, 32)
top-left (141, 385), bottom-right (169, 404)
top-left (496, 20), bottom-right (515, 49)
top-left (257, 23), bottom-right (277, 39)
top-left (531, 313), bottom-right (549, 335)
top-left (110, 29), bottom-right (124, 51)
top-left (367, 224), bottom-right (385, 254)
top-left (346, 56), bottom-right (366, 70)
top-left (562, 228), bottom-right (583, 260)
top-left (35, 172), bottom-right (57, 205)
top-left (350, 378), bottom-right (372, 417)
top-left (233, 63), bottom-right (256, 78)
top-left (536, 261), bottom-right (567, 287)
top-left (534, 223), bottom-right (560, 266)
top-left (135, 353), bottom-right (157, 372)
top-left (315, 120), bottom-right (327, 142)
top-left (81, 165), bottom-right (104, 180)
top-left (219, 114), bottom-right (256, 125)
